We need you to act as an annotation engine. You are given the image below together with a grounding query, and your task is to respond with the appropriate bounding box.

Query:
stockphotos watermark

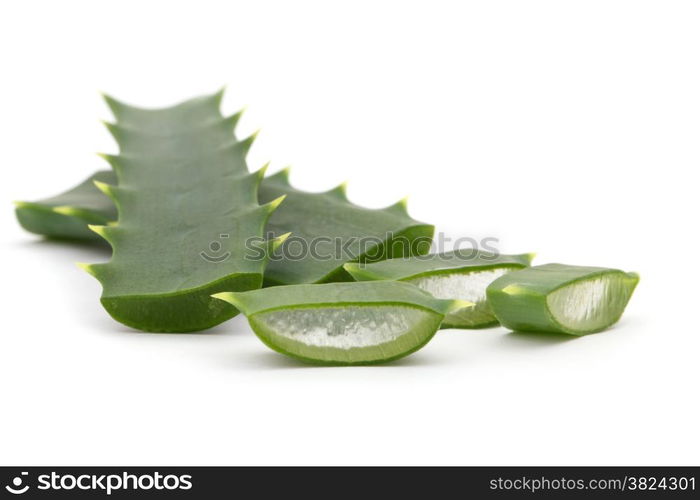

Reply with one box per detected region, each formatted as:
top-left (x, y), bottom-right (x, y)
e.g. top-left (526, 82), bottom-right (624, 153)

top-left (4, 470), bottom-right (192, 495)
top-left (200, 231), bottom-right (500, 263)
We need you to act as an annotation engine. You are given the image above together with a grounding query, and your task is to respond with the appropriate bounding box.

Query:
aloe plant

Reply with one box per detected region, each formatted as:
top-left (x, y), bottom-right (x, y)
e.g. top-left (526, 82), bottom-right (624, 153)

top-left (12, 88), bottom-right (643, 364)
top-left (16, 168), bottom-right (433, 285)
top-left (213, 281), bottom-right (470, 365)
top-left (82, 91), bottom-right (283, 332)
top-left (14, 171), bottom-right (116, 241)
top-left (255, 168), bottom-right (433, 284)
top-left (486, 263), bottom-right (639, 335)
top-left (344, 250), bottom-right (534, 328)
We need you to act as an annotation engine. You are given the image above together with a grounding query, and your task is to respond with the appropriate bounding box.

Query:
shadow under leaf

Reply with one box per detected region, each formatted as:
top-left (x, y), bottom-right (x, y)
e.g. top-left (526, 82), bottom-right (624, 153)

top-left (499, 329), bottom-right (579, 347)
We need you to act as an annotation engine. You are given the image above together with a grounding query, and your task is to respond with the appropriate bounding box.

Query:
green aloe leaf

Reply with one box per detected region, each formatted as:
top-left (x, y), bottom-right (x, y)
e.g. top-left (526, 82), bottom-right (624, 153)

top-left (16, 171), bottom-right (434, 285)
top-left (486, 263), bottom-right (639, 335)
top-left (83, 92), bottom-right (283, 333)
top-left (14, 171), bottom-right (117, 241)
top-left (258, 168), bottom-right (434, 285)
top-left (344, 250), bottom-right (534, 328)
top-left (213, 281), bottom-right (470, 365)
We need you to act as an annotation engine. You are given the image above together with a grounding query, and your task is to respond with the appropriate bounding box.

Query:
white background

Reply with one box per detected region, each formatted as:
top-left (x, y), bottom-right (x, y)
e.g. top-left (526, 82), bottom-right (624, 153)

top-left (1, 0), bottom-right (698, 466)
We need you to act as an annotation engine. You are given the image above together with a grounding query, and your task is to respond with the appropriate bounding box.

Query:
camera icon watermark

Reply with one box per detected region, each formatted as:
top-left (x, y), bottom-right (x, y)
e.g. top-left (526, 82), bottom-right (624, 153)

top-left (5, 472), bottom-right (29, 495)
top-left (200, 234), bottom-right (231, 263)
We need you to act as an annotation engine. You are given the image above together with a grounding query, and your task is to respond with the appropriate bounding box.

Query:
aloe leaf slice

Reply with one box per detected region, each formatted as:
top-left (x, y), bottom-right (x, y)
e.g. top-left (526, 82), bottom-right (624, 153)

top-left (344, 250), bottom-right (534, 329)
top-left (83, 92), bottom-right (282, 333)
top-left (258, 168), bottom-right (434, 285)
top-left (14, 171), bottom-right (117, 241)
top-left (486, 263), bottom-right (639, 335)
top-left (213, 281), bottom-right (470, 365)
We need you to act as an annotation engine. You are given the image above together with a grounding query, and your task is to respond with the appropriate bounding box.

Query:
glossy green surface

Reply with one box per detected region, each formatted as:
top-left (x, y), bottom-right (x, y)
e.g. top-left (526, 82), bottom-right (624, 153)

top-left (84, 91), bottom-right (280, 332)
top-left (214, 281), bottom-right (469, 365)
top-left (255, 168), bottom-right (434, 285)
top-left (344, 250), bottom-right (533, 328)
top-left (17, 167), bottom-right (434, 286)
top-left (15, 171), bottom-right (116, 241)
top-left (486, 263), bottom-right (639, 335)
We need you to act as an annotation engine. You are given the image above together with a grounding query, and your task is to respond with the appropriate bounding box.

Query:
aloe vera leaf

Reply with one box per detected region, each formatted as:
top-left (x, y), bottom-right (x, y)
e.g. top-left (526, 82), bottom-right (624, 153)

top-left (486, 263), bottom-right (639, 335)
top-left (344, 250), bottom-right (534, 329)
top-left (16, 167), bottom-right (433, 286)
top-left (102, 89), bottom-right (225, 133)
top-left (14, 91), bottom-right (228, 241)
top-left (213, 281), bottom-right (470, 365)
top-left (257, 168), bottom-right (434, 285)
top-left (83, 92), bottom-right (283, 333)
top-left (14, 171), bottom-right (117, 241)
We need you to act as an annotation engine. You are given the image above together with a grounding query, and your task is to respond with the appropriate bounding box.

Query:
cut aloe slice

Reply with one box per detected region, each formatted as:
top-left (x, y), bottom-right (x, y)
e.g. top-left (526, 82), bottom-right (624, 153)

top-left (486, 263), bottom-right (639, 335)
top-left (15, 171), bottom-right (117, 241)
top-left (344, 250), bottom-right (533, 328)
top-left (213, 281), bottom-right (470, 365)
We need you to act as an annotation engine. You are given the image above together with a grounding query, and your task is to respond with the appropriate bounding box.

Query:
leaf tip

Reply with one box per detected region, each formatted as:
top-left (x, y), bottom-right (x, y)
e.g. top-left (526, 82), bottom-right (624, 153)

top-left (93, 180), bottom-right (116, 199)
top-left (102, 120), bottom-right (120, 139)
top-left (101, 92), bottom-right (121, 115)
top-left (240, 130), bottom-right (259, 154)
top-left (254, 162), bottom-right (271, 182)
top-left (52, 205), bottom-right (80, 216)
top-left (260, 161), bottom-right (271, 174)
top-left (386, 196), bottom-right (410, 215)
top-left (325, 181), bottom-right (349, 200)
top-left (446, 299), bottom-right (474, 314)
top-left (342, 262), bottom-right (362, 276)
top-left (87, 224), bottom-right (108, 239)
top-left (213, 86), bottom-right (226, 106)
top-left (270, 232), bottom-right (291, 251)
top-left (266, 166), bottom-right (292, 186)
top-left (96, 152), bottom-right (115, 161)
top-left (76, 262), bottom-right (96, 277)
top-left (230, 107), bottom-right (246, 125)
top-left (279, 166), bottom-right (292, 180)
top-left (220, 111), bottom-right (245, 134)
top-left (211, 292), bottom-right (244, 312)
top-left (265, 194), bottom-right (286, 213)
top-left (97, 153), bottom-right (121, 171)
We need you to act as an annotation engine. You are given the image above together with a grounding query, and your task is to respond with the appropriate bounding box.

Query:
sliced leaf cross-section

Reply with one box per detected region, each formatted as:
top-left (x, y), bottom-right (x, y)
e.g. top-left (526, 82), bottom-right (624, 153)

top-left (345, 250), bottom-right (534, 328)
top-left (214, 281), bottom-right (470, 365)
top-left (486, 263), bottom-right (639, 335)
